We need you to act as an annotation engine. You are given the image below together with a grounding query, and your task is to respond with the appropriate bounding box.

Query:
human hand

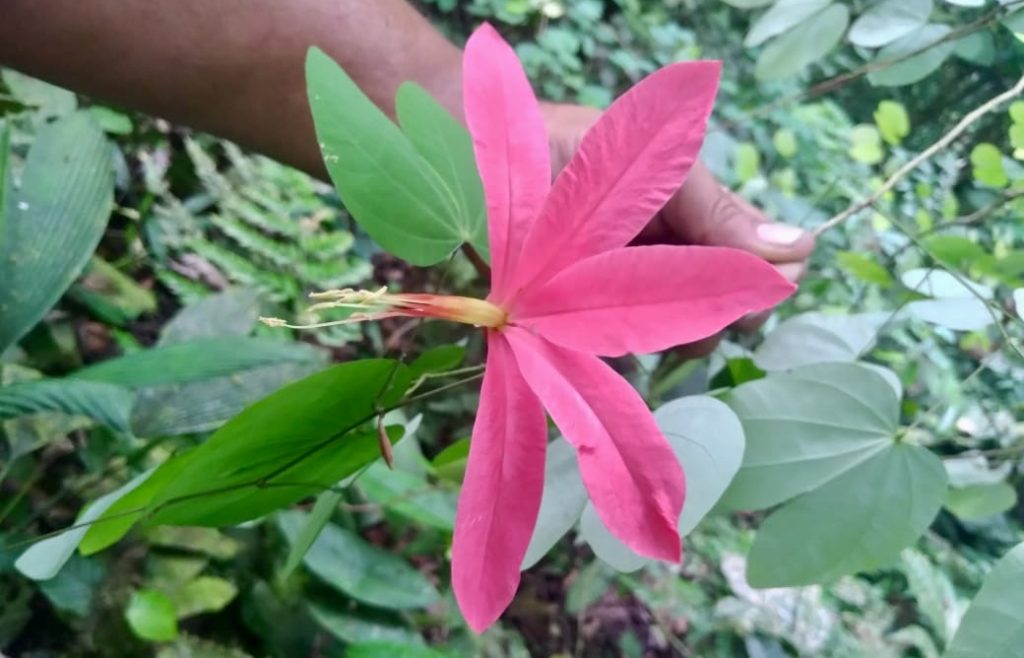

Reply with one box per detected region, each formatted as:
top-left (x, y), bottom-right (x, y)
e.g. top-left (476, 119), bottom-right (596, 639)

top-left (541, 102), bottom-right (815, 355)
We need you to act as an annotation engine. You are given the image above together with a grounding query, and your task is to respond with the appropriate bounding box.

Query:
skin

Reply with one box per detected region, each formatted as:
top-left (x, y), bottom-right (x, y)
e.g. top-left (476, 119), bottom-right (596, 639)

top-left (0, 0), bottom-right (814, 352)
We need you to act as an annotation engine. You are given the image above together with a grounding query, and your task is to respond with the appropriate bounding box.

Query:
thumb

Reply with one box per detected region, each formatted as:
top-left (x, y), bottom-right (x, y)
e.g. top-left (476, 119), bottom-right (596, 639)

top-left (661, 161), bottom-right (815, 263)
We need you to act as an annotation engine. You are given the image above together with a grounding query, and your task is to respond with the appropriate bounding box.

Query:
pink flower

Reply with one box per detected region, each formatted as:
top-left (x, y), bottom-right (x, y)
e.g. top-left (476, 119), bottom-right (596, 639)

top-left (448, 24), bottom-right (794, 631)
top-left (269, 23), bottom-right (795, 633)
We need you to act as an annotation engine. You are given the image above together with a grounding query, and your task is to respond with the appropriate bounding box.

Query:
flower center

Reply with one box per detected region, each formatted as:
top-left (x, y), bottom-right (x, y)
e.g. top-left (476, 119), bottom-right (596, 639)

top-left (260, 287), bottom-right (508, 331)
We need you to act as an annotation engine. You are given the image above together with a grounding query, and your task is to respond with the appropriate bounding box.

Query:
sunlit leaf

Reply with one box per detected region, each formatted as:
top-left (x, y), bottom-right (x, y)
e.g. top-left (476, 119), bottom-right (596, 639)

top-left (125, 589), bottom-right (179, 642)
top-left (874, 100), bottom-right (911, 146)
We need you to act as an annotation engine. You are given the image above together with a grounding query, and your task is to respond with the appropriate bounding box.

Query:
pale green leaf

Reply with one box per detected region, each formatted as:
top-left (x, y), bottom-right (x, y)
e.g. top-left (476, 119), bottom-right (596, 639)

top-left (746, 443), bottom-right (946, 587)
top-left (309, 604), bottom-right (426, 647)
top-left (753, 311), bottom-right (888, 371)
top-left (971, 142), bottom-right (1009, 188)
top-left (756, 5), bottom-right (850, 79)
top-left (874, 100), bottom-right (911, 146)
top-left (521, 438), bottom-right (588, 569)
top-left (745, 0), bottom-right (832, 47)
top-left (277, 511), bottom-right (439, 609)
top-left (837, 251), bottom-right (894, 287)
top-left (945, 542), bottom-right (1024, 658)
top-left (282, 490), bottom-right (342, 577)
top-left (849, 124), bottom-right (885, 164)
top-left (0, 379), bottom-right (134, 434)
top-left (720, 362), bottom-right (899, 511)
top-left (867, 24), bottom-right (956, 87)
top-left (159, 289), bottom-right (261, 344)
top-left (946, 482), bottom-right (1018, 520)
top-left (126, 589), bottom-right (179, 642)
top-left (848, 0), bottom-right (933, 48)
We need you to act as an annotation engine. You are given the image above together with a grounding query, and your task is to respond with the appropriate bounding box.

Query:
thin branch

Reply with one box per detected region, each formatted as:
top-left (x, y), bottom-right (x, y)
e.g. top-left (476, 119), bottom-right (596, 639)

top-left (815, 74), bottom-right (1024, 236)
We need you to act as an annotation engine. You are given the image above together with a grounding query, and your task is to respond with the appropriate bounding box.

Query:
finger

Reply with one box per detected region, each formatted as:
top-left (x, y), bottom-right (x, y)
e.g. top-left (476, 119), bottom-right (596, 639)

top-left (661, 161), bottom-right (816, 263)
top-left (732, 261), bottom-right (806, 333)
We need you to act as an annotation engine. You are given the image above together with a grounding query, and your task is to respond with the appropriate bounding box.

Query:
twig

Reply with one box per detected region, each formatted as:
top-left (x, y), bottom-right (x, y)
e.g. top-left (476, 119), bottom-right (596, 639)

top-left (815, 74), bottom-right (1024, 236)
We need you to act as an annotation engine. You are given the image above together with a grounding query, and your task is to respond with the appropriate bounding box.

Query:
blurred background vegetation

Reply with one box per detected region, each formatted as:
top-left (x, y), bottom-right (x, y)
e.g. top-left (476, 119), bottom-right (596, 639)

top-left (1, 0), bottom-right (1023, 656)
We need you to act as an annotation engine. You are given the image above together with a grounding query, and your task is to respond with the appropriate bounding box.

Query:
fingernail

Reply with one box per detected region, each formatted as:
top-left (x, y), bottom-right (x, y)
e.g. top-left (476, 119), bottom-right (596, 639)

top-left (757, 223), bottom-right (806, 246)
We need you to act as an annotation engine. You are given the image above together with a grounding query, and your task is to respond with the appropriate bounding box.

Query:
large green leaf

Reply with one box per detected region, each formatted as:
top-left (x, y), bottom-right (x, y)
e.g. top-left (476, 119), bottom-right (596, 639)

top-left (945, 542), bottom-right (1024, 658)
top-left (522, 437), bottom-right (588, 569)
top-left (867, 24), bottom-right (956, 87)
top-left (282, 490), bottom-right (343, 577)
top-left (720, 362), bottom-right (899, 511)
top-left (744, 0), bottom-right (832, 47)
top-left (946, 482), bottom-right (1018, 520)
top-left (755, 4), bottom-right (850, 79)
top-left (395, 82), bottom-right (489, 260)
top-left (158, 288), bottom-right (261, 344)
top-left (746, 443), bottom-right (946, 587)
top-left (848, 0), bottom-right (933, 48)
top-left (70, 337), bottom-right (323, 387)
top-left (306, 48), bottom-right (468, 265)
top-left (0, 112), bottom-right (114, 353)
top-left (308, 604), bottom-right (426, 647)
top-left (358, 461), bottom-right (457, 531)
top-left (0, 379), bottom-right (134, 434)
top-left (278, 511), bottom-right (439, 610)
top-left (579, 396), bottom-right (746, 572)
top-left (125, 589), bottom-right (179, 642)
top-left (753, 312), bottom-right (887, 371)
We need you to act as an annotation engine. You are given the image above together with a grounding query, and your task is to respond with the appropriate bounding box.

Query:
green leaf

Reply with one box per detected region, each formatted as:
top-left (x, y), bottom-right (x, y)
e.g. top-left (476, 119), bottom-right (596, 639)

top-left (565, 560), bottom-right (613, 615)
top-left (170, 576), bottom-right (238, 618)
top-left (581, 397), bottom-right (745, 572)
top-left (867, 24), bottom-right (956, 87)
top-left (874, 100), bottom-right (911, 146)
top-left (746, 443), bottom-right (946, 587)
top-left (282, 490), bottom-right (342, 577)
top-left (849, 124), bottom-right (885, 165)
top-left (16, 470), bottom-right (152, 579)
top-left (159, 289), bottom-right (261, 344)
top-left (953, 31), bottom-right (996, 66)
top-left (36, 554), bottom-right (104, 617)
top-left (902, 268), bottom-right (995, 331)
top-left (68, 256), bottom-right (157, 326)
top-left (277, 511), bottom-right (439, 610)
top-left (734, 142), bottom-right (761, 182)
top-left (409, 344), bottom-right (467, 378)
top-left (308, 604), bottom-right (427, 647)
top-left (345, 642), bottom-right (445, 658)
top-left (720, 362), bottom-right (899, 511)
top-left (945, 542), bottom-right (1024, 658)
top-left (0, 120), bottom-right (9, 236)
top-left (306, 48), bottom-right (465, 265)
top-left (1, 71), bottom-right (77, 118)
top-left (70, 337), bottom-right (323, 387)
top-left (744, 0), bottom-right (832, 47)
top-left (773, 129), bottom-right (798, 158)
top-left (431, 438), bottom-right (470, 483)
top-left (125, 589), bottom-right (179, 642)
top-left (971, 142), bottom-right (1009, 188)
top-left (837, 251), bottom-right (893, 287)
top-left (395, 82), bottom-right (489, 260)
top-left (0, 112), bottom-right (114, 353)
top-left (142, 360), bottom-right (409, 527)
top-left (522, 437), bottom-right (588, 569)
top-left (848, 0), bottom-right (933, 48)
top-left (755, 4), bottom-right (850, 80)
top-left (1015, 288), bottom-right (1024, 321)
top-left (753, 311), bottom-right (888, 371)
top-left (0, 379), bottom-right (134, 434)
top-left (946, 482), bottom-right (1018, 520)
top-left (88, 106), bottom-right (134, 135)
top-left (358, 462), bottom-right (457, 531)
top-left (922, 235), bottom-right (987, 268)
top-left (721, 0), bottom-right (774, 7)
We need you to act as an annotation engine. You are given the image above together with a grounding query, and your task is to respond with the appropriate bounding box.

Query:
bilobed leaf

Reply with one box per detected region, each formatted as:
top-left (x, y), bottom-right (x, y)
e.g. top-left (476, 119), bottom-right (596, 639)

top-left (756, 4), bottom-right (850, 80)
top-left (0, 379), bottom-right (134, 434)
top-left (579, 397), bottom-right (745, 572)
top-left (395, 82), bottom-right (489, 260)
top-left (522, 438), bottom-right (588, 569)
top-left (744, 0), bottom-right (832, 47)
top-left (753, 311), bottom-right (888, 371)
top-left (720, 362), bottom-right (899, 511)
top-left (848, 0), bottom-right (933, 48)
top-left (306, 48), bottom-right (465, 265)
top-left (946, 482), bottom-right (1018, 520)
top-left (16, 470), bottom-right (152, 579)
top-left (278, 511), bottom-right (439, 609)
top-left (0, 112), bottom-right (114, 353)
top-left (945, 542), bottom-right (1024, 658)
top-left (867, 24), bottom-right (956, 87)
top-left (70, 337), bottom-right (323, 387)
top-left (746, 443), bottom-right (946, 587)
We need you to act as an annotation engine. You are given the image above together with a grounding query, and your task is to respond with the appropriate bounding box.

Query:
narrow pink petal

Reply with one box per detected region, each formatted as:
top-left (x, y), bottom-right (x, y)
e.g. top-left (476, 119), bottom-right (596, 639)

top-left (512, 245), bottom-right (795, 356)
top-left (452, 331), bottom-right (548, 633)
top-left (505, 327), bottom-right (684, 562)
top-left (463, 23), bottom-right (551, 302)
top-left (511, 61), bottom-right (721, 294)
